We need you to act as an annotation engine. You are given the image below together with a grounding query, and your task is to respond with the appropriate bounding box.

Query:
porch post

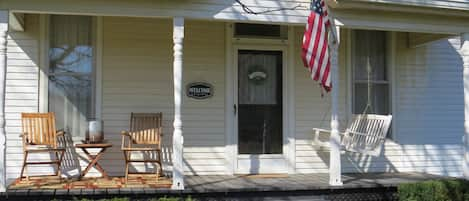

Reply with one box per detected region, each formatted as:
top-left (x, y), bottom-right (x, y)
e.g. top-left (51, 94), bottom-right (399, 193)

top-left (0, 10), bottom-right (8, 192)
top-left (329, 26), bottom-right (342, 186)
top-left (171, 17), bottom-right (185, 190)
top-left (461, 33), bottom-right (469, 178)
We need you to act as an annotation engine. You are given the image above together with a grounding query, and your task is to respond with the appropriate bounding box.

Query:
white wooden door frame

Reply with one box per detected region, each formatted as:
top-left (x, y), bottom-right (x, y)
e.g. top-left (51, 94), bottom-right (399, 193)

top-left (224, 24), bottom-right (295, 175)
top-left (232, 44), bottom-right (290, 174)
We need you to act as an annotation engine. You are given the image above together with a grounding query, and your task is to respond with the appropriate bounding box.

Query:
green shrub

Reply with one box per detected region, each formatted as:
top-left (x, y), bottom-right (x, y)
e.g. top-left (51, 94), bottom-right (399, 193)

top-left (398, 179), bottom-right (469, 201)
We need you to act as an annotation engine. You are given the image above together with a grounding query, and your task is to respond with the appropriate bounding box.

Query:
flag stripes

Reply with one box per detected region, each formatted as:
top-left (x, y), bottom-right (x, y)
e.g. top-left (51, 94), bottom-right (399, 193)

top-left (302, 0), bottom-right (332, 92)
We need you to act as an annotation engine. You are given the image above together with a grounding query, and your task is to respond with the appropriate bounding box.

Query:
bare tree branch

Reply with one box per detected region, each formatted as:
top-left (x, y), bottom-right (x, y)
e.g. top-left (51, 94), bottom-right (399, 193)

top-left (235, 0), bottom-right (307, 15)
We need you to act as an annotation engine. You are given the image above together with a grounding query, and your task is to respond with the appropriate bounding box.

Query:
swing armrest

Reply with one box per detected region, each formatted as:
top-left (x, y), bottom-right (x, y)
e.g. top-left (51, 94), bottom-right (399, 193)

top-left (312, 128), bottom-right (345, 148)
top-left (312, 128), bottom-right (332, 134)
top-left (312, 128), bottom-right (345, 136)
top-left (345, 130), bottom-right (385, 140)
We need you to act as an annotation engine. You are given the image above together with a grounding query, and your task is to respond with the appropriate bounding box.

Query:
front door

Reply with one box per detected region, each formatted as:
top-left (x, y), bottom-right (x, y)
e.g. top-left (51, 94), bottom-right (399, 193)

top-left (235, 50), bottom-right (286, 174)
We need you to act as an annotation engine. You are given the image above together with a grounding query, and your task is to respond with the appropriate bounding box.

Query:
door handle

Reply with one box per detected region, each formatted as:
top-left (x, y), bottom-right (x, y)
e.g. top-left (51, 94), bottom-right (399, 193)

top-left (234, 104), bottom-right (237, 115)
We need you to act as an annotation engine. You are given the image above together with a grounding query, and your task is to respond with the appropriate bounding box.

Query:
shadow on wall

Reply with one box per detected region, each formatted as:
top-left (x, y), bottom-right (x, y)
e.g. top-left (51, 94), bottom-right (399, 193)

top-left (5, 14), bottom-right (49, 183)
top-left (314, 34), bottom-right (464, 177)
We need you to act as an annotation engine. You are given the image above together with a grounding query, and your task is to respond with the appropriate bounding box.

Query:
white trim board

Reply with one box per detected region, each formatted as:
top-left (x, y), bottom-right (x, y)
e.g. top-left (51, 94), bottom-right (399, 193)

top-left (224, 23), bottom-right (235, 175)
top-left (38, 14), bottom-right (49, 113)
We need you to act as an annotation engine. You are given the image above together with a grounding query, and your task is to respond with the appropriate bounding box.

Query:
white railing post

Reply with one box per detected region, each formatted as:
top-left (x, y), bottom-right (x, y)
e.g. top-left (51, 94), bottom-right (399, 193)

top-left (329, 26), bottom-right (342, 186)
top-left (461, 33), bottom-right (469, 179)
top-left (171, 17), bottom-right (185, 190)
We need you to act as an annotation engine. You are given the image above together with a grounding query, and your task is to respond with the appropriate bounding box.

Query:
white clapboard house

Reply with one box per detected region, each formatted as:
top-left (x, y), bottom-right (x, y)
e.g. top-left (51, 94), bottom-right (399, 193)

top-left (0, 0), bottom-right (469, 191)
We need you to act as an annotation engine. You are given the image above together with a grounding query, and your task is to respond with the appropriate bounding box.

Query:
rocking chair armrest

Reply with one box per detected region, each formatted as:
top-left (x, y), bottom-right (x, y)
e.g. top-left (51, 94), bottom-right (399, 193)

top-left (121, 131), bottom-right (131, 149)
top-left (121, 130), bottom-right (130, 136)
top-left (20, 133), bottom-right (29, 145)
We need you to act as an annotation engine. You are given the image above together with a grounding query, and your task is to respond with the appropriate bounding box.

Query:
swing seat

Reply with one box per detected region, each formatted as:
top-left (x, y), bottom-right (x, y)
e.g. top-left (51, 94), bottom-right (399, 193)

top-left (312, 114), bottom-right (392, 156)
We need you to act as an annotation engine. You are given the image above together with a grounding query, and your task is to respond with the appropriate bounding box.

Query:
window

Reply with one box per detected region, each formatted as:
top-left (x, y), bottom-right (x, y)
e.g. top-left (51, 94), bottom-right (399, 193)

top-left (234, 23), bottom-right (287, 39)
top-left (48, 15), bottom-right (95, 137)
top-left (352, 30), bottom-right (390, 115)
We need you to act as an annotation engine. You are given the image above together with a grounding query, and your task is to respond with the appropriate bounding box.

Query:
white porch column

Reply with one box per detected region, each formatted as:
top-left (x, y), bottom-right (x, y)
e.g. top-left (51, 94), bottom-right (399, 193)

top-left (462, 33), bottom-right (469, 178)
top-left (171, 17), bottom-right (185, 190)
top-left (0, 10), bottom-right (8, 192)
top-left (329, 26), bottom-right (342, 186)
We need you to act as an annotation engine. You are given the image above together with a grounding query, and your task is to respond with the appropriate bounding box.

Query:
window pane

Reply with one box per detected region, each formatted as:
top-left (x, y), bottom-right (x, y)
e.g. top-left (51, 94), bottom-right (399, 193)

top-left (48, 15), bottom-right (95, 137)
top-left (49, 15), bottom-right (93, 74)
top-left (234, 23), bottom-right (287, 39)
top-left (353, 30), bottom-right (387, 81)
top-left (354, 83), bottom-right (389, 115)
top-left (49, 75), bottom-right (92, 137)
top-left (238, 52), bottom-right (279, 105)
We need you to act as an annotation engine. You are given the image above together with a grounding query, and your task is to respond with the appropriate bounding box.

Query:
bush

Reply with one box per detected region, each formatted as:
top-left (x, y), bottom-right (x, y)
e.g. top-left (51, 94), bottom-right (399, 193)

top-left (398, 179), bottom-right (469, 201)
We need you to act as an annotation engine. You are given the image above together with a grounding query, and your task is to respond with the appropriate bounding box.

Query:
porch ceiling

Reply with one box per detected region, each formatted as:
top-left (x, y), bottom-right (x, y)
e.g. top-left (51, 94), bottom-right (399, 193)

top-left (4, 0), bottom-right (469, 34)
top-left (332, 8), bottom-right (469, 34)
top-left (331, 0), bottom-right (469, 34)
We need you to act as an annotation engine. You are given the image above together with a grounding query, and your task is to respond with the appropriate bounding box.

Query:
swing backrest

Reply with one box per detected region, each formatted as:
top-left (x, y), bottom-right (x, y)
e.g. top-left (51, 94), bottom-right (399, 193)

top-left (341, 114), bottom-right (392, 156)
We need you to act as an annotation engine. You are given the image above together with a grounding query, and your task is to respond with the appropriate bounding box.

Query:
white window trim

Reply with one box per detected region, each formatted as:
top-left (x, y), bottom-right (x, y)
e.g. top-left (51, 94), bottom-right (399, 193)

top-left (38, 14), bottom-right (103, 121)
top-left (347, 29), bottom-right (397, 140)
top-left (38, 14), bottom-right (49, 113)
top-left (95, 16), bottom-right (103, 120)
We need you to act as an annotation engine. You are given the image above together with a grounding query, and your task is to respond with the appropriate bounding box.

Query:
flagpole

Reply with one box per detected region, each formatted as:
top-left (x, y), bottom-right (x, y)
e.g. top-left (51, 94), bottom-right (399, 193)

top-left (302, 1), bottom-right (342, 185)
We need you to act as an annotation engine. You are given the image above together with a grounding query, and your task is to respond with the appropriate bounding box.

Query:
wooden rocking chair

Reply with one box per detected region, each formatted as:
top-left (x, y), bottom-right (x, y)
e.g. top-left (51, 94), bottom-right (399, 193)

top-left (20, 112), bottom-right (66, 181)
top-left (121, 113), bottom-right (163, 183)
top-left (313, 114), bottom-right (392, 156)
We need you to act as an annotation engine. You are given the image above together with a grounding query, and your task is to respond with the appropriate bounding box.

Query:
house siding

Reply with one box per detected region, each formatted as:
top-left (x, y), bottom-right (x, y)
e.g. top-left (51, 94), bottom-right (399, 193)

top-left (5, 14), bottom-right (40, 183)
top-left (293, 28), bottom-right (463, 177)
top-left (101, 17), bottom-right (226, 176)
top-left (393, 34), bottom-right (463, 176)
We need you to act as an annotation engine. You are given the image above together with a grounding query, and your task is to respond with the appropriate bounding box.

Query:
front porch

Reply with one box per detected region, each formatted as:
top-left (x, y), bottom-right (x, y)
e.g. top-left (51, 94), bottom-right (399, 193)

top-left (6, 173), bottom-right (445, 199)
top-left (1, 0), bottom-right (469, 193)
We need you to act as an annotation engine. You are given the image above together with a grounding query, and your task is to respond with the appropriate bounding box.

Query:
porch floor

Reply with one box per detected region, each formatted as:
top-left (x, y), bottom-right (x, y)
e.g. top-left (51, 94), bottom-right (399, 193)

top-left (6, 172), bottom-right (447, 197)
top-left (8, 175), bottom-right (172, 190)
top-left (185, 172), bottom-right (446, 193)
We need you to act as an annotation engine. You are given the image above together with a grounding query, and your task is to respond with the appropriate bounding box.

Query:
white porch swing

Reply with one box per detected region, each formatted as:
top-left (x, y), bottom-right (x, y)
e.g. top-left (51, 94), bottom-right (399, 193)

top-left (312, 59), bottom-right (392, 157)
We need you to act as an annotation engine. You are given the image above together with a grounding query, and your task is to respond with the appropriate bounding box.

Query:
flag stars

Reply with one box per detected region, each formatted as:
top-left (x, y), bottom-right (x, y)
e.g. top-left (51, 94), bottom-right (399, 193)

top-left (314, 0), bottom-right (324, 15)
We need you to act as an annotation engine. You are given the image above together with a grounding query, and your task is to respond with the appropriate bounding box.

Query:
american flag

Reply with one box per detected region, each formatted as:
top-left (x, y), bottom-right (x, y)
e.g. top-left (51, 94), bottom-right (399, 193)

top-left (302, 0), bottom-right (332, 92)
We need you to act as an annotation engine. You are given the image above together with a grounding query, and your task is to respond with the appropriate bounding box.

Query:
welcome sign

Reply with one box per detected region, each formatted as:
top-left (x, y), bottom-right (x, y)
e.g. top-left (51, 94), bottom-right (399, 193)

top-left (186, 82), bottom-right (213, 99)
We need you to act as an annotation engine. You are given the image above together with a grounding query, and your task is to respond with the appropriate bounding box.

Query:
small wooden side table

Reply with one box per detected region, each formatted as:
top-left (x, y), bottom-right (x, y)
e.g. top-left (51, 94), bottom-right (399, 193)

top-left (75, 142), bottom-right (112, 179)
